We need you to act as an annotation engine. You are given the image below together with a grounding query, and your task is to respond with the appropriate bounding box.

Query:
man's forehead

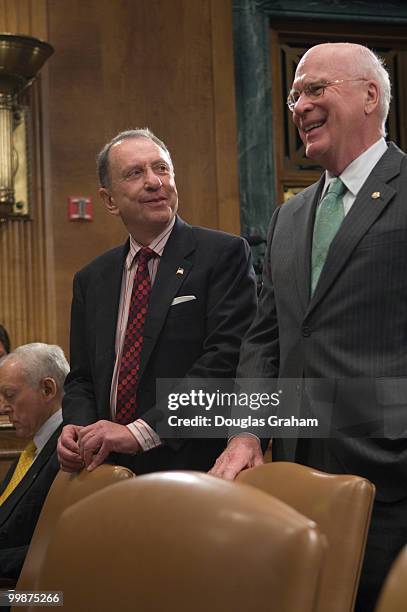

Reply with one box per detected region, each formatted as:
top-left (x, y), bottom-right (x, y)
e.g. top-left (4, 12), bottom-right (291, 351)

top-left (293, 46), bottom-right (351, 84)
top-left (0, 358), bottom-right (25, 384)
top-left (110, 137), bottom-right (170, 164)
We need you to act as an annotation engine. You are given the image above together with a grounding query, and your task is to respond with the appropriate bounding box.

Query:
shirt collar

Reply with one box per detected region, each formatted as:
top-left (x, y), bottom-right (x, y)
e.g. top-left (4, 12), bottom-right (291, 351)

top-left (125, 216), bottom-right (176, 270)
top-left (323, 137), bottom-right (387, 197)
top-left (34, 408), bottom-right (62, 455)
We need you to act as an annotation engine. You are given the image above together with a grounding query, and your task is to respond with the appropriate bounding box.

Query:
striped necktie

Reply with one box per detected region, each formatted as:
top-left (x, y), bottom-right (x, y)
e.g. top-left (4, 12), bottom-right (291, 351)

top-left (116, 247), bottom-right (156, 424)
top-left (0, 440), bottom-right (36, 505)
top-left (311, 177), bottom-right (346, 295)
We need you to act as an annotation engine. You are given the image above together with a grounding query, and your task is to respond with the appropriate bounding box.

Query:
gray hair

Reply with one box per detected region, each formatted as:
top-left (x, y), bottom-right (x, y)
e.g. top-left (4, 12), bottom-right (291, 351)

top-left (353, 45), bottom-right (391, 135)
top-left (0, 343), bottom-right (70, 396)
top-left (96, 128), bottom-right (173, 188)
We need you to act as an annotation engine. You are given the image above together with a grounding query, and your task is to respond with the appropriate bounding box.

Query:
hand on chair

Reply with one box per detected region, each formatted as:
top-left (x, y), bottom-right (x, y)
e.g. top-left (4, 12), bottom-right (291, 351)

top-left (58, 424), bottom-right (85, 472)
top-left (77, 420), bottom-right (141, 471)
top-left (209, 435), bottom-right (264, 480)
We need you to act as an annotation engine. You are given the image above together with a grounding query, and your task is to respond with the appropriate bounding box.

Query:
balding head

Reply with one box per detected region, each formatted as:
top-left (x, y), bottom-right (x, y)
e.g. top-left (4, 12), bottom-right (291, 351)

top-left (290, 42), bottom-right (391, 174)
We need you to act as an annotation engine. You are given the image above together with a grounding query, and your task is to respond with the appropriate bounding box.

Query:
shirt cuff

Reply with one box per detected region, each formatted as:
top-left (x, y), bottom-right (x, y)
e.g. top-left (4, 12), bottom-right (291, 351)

top-left (126, 419), bottom-right (162, 452)
top-left (228, 432), bottom-right (261, 444)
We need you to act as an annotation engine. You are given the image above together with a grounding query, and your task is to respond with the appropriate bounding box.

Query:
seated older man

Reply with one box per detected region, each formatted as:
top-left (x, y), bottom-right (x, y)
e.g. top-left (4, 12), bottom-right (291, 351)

top-left (0, 343), bottom-right (69, 580)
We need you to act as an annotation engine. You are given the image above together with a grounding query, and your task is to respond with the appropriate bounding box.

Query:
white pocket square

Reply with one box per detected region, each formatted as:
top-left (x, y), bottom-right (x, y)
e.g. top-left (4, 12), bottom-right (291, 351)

top-left (171, 295), bottom-right (197, 306)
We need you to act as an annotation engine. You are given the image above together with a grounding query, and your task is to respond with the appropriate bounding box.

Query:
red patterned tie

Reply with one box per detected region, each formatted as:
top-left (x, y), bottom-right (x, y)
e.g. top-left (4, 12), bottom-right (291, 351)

top-left (116, 247), bottom-right (156, 424)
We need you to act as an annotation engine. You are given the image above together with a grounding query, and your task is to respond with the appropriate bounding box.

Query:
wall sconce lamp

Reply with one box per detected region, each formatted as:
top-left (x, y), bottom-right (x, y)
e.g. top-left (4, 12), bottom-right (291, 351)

top-left (0, 33), bottom-right (53, 221)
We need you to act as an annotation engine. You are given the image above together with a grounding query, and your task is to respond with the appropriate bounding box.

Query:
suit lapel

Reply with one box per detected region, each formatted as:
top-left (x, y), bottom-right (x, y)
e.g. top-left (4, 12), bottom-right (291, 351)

top-left (307, 143), bottom-right (402, 315)
top-left (94, 243), bottom-right (128, 413)
top-left (0, 460), bottom-right (16, 495)
top-left (0, 426), bottom-right (61, 526)
top-left (292, 179), bottom-right (324, 312)
top-left (95, 243), bottom-right (128, 360)
top-left (138, 217), bottom-right (195, 380)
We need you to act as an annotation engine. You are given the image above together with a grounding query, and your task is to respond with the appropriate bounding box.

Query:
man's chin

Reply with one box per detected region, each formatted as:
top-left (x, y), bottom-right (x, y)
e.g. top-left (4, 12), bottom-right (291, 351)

top-left (148, 208), bottom-right (176, 226)
top-left (304, 142), bottom-right (326, 166)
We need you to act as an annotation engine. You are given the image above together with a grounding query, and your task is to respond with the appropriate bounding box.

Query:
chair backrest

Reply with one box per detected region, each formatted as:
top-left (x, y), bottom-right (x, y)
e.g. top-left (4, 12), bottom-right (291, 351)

top-left (26, 472), bottom-right (325, 612)
top-left (237, 461), bottom-right (375, 612)
top-left (16, 464), bottom-right (134, 592)
top-left (375, 545), bottom-right (407, 612)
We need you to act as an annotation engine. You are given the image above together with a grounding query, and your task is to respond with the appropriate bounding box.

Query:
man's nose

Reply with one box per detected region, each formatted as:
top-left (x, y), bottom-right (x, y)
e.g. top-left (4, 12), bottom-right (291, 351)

top-left (293, 92), bottom-right (315, 116)
top-left (144, 168), bottom-right (163, 189)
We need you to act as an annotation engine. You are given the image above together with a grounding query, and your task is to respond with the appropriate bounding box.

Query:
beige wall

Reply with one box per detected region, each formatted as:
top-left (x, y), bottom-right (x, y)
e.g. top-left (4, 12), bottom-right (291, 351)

top-left (0, 0), bottom-right (240, 354)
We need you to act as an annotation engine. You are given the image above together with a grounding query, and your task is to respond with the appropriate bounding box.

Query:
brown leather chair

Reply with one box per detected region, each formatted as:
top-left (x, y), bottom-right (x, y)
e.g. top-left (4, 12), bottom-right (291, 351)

top-left (375, 545), bottom-right (407, 612)
top-left (16, 464), bottom-right (134, 594)
top-left (26, 472), bottom-right (325, 612)
top-left (237, 461), bottom-right (375, 612)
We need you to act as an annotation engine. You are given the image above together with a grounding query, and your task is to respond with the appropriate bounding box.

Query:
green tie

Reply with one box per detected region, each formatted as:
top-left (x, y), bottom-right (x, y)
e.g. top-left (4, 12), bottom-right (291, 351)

top-left (0, 440), bottom-right (36, 505)
top-left (311, 177), bottom-right (346, 295)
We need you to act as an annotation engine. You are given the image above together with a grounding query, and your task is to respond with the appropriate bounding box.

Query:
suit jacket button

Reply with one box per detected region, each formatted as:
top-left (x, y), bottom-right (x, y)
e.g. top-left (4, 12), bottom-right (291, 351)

top-left (302, 325), bottom-right (311, 337)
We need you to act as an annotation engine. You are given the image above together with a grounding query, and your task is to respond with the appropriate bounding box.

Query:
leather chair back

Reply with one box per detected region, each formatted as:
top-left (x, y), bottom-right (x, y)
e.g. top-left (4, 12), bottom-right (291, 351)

top-left (375, 545), bottom-right (407, 612)
top-left (237, 461), bottom-right (375, 612)
top-left (26, 471), bottom-right (325, 612)
top-left (16, 464), bottom-right (134, 593)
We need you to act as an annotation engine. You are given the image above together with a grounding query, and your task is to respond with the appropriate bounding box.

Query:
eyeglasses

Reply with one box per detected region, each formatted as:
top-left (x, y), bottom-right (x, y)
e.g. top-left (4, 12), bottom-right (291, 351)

top-left (286, 78), bottom-right (368, 112)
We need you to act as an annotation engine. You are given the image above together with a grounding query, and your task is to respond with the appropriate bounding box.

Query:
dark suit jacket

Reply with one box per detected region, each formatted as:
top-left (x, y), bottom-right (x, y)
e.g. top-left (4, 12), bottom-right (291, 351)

top-left (238, 142), bottom-right (407, 501)
top-left (0, 427), bottom-right (61, 579)
top-left (63, 216), bottom-right (257, 473)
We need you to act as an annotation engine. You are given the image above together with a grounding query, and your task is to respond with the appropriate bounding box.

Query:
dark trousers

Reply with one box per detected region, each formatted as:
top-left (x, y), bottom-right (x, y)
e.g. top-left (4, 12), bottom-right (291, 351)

top-left (355, 496), bottom-right (407, 612)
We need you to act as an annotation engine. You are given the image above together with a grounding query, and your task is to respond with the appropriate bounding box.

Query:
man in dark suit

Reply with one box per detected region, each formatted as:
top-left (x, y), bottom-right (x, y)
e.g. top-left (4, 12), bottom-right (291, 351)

top-left (0, 343), bottom-right (69, 579)
top-left (211, 43), bottom-right (407, 610)
top-left (58, 128), bottom-right (257, 476)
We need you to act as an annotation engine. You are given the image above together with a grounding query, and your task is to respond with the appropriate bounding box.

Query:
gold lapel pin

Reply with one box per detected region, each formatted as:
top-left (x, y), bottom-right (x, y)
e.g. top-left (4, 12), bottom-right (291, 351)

top-left (176, 267), bottom-right (184, 276)
top-left (371, 191), bottom-right (381, 199)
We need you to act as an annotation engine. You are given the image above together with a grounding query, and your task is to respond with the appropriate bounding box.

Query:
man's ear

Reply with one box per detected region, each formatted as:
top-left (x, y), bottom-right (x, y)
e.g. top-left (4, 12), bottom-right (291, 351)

top-left (100, 187), bottom-right (120, 216)
top-left (41, 377), bottom-right (57, 401)
top-left (365, 80), bottom-right (380, 116)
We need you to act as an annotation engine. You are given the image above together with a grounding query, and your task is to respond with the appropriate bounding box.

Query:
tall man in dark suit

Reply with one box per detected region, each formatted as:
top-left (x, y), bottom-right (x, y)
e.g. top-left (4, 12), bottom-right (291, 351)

top-left (0, 343), bottom-right (69, 579)
top-left (58, 128), bottom-right (257, 476)
top-left (211, 42), bottom-right (407, 610)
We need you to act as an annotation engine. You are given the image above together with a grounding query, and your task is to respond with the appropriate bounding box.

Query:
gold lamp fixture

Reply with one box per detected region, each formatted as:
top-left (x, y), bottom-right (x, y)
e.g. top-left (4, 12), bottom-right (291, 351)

top-left (0, 33), bottom-right (54, 220)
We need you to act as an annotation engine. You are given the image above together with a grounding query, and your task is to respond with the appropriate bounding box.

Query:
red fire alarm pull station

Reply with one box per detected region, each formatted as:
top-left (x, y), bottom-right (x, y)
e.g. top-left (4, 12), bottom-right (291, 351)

top-left (68, 196), bottom-right (93, 221)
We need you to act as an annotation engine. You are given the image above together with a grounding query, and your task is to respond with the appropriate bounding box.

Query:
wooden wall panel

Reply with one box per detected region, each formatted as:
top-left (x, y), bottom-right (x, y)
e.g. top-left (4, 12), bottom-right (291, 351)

top-left (211, 0), bottom-right (241, 234)
top-left (0, 0), bottom-right (56, 350)
top-left (46, 0), bottom-right (240, 353)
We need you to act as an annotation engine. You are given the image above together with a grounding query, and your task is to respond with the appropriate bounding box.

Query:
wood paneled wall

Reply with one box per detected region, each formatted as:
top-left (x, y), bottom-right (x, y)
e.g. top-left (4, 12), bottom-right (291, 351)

top-left (0, 0), bottom-right (240, 354)
top-left (0, 0), bottom-right (56, 350)
top-left (0, 0), bottom-right (47, 37)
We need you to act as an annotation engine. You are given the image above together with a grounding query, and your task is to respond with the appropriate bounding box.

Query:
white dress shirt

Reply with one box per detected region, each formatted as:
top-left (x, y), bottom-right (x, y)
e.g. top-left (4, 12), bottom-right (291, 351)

top-left (321, 137), bottom-right (388, 213)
